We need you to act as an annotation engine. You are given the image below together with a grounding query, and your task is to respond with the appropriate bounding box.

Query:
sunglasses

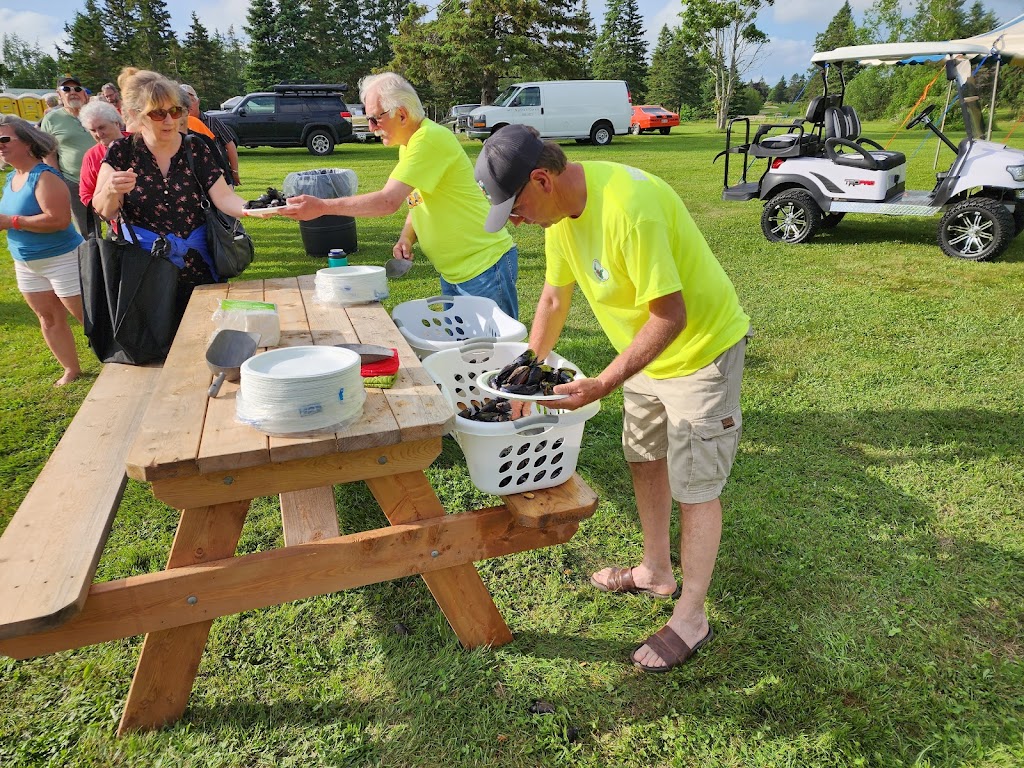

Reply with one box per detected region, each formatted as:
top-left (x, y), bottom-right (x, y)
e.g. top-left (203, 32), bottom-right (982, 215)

top-left (145, 106), bottom-right (186, 121)
top-left (366, 109), bottom-right (393, 128)
top-left (59, 85), bottom-right (84, 93)
top-left (0, 136), bottom-right (15, 144)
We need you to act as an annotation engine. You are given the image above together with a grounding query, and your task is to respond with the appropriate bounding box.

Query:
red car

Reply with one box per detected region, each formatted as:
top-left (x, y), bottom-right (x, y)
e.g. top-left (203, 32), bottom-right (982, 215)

top-left (630, 105), bottom-right (680, 135)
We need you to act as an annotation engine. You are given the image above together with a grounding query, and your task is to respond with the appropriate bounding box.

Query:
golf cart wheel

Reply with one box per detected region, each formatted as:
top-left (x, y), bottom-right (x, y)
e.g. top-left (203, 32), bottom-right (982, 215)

top-left (821, 212), bottom-right (845, 229)
top-left (761, 190), bottom-right (822, 244)
top-left (1013, 205), bottom-right (1024, 237)
top-left (937, 198), bottom-right (1014, 261)
top-left (306, 130), bottom-right (335, 156)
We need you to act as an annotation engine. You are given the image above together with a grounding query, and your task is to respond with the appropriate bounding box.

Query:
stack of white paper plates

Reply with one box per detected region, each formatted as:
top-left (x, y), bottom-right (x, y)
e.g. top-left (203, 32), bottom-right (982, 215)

top-left (236, 346), bottom-right (365, 435)
top-left (314, 265), bottom-right (389, 305)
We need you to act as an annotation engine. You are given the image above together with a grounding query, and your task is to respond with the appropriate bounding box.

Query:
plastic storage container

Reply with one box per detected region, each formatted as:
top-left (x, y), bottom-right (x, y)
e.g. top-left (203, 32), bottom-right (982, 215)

top-left (422, 341), bottom-right (600, 495)
top-left (283, 168), bottom-right (358, 256)
top-left (391, 295), bottom-right (527, 359)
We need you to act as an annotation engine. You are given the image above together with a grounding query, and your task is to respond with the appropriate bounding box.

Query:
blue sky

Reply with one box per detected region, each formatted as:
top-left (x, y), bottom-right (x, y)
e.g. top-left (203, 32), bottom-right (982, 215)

top-left (2, 0), bottom-right (1021, 87)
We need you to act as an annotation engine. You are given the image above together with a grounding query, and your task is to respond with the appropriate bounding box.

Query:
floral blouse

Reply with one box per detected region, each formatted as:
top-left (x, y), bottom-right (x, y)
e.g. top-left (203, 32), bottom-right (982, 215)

top-left (103, 135), bottom-right (223, 238)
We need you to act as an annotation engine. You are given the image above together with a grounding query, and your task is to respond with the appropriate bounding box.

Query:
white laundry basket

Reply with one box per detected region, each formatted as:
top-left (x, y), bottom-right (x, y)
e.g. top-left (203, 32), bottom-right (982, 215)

top-left (422, 341), bottom-right (600, 495)
top-left (391, 295), bottom-right (527, 359)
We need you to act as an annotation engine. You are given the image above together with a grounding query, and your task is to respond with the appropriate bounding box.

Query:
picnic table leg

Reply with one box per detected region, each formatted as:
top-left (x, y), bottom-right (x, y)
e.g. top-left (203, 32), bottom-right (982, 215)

top-left (117, 498), bottom-right (251, 735)
top-left (366, 472), bottom-right (513, 649)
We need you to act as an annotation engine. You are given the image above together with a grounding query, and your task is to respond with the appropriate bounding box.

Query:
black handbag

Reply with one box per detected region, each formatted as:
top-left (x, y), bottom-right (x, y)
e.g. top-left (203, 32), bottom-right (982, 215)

top-left (78, 213), bottom-right (181, 365)
top-left (184, 136), bottom-right (254, 279)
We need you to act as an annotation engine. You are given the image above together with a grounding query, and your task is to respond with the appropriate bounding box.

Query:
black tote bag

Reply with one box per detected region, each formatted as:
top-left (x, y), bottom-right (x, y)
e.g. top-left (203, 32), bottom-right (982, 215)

top-left (78, 215), bottom-right (182, 365)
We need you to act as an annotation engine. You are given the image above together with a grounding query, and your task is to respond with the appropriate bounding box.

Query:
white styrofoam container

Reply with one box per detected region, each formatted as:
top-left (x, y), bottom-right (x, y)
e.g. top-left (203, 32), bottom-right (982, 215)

top-left (422, 341), bottom-right (600, 495)
top-left (391, 295), bottom-right (527, 359)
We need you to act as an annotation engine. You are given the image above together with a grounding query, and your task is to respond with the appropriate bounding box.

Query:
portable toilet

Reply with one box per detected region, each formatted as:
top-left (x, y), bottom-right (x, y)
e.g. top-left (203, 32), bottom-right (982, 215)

top-left (0, 93), bottom-right (18, 117)
top-left (17, 93), bottom-right (45, 122)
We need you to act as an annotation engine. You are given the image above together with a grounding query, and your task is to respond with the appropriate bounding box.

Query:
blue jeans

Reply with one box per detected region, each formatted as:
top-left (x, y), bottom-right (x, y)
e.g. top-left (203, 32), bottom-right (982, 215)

top-left (440, 245), bottom-right (519, 320)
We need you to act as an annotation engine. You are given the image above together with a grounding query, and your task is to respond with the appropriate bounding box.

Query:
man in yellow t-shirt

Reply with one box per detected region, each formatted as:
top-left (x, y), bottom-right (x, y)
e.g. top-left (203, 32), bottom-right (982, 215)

top-left (283, 73), bottom-right (519, 317)
top-left (476, 125), bottom-right (752, 673)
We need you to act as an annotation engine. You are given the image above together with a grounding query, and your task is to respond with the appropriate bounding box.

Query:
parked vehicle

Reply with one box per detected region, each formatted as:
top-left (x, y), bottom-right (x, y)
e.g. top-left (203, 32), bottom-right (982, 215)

top-left (207, 84), bottom-right (354, 156)
top-left (347, 103), bottom-right (380, 142)
top-left (220, 95), bottom-right (242, 111)
top-left (467, 80), bottom-right (631, 146)
top-left (630, 105), bottom-right (680, 135)
top-left (442, 104), bottom-right (480, 133)
top-left (717, 37), bottom-right (1024, 262)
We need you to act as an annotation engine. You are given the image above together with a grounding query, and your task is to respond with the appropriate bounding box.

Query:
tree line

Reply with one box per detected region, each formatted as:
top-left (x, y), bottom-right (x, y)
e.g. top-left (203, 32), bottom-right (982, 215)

top-left (1, 0), bottom-right (1018, 126)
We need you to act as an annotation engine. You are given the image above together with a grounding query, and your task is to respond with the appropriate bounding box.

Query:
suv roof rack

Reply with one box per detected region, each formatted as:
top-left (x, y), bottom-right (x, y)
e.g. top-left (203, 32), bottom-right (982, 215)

top-left (273, 83), bottom-right (348, 94)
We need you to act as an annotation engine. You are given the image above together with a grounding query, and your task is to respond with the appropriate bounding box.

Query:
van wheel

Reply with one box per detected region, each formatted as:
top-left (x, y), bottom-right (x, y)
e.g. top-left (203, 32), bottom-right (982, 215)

top-left (590, 122), bottom-right (613, 146)
top-left (761, 190), bottom-right (821, 244)
top-left (306, 130), bottom-right (335, 155)
top-left (938, 198), bottom-right (1013, 261)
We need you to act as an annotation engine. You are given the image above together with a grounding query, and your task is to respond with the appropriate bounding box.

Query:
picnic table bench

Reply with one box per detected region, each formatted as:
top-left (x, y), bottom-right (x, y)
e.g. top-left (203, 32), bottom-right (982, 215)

top-left (0, 276), bottom-right (598, 736)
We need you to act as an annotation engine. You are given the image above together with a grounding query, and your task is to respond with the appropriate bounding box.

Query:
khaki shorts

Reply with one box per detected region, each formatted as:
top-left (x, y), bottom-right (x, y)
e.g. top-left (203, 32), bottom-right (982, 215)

top-left (622, 332), bottom-right (749, 504)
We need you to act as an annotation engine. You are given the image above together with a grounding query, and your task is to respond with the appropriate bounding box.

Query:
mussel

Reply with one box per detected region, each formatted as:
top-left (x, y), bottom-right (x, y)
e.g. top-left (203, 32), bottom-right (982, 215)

top-left (494, 351), bottom-right (575, 396)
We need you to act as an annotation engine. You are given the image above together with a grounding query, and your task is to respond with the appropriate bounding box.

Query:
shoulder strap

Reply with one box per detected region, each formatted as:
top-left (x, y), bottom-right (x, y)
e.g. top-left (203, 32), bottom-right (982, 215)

top-left (182, 135), bottom-right (212, 210)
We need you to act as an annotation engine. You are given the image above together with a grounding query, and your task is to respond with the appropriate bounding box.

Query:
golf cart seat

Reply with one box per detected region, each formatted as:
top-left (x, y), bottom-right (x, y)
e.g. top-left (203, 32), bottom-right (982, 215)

top-left (824, 106), bottom-right (906, 171)
top-left (749, 95), bottom-right (837, 158)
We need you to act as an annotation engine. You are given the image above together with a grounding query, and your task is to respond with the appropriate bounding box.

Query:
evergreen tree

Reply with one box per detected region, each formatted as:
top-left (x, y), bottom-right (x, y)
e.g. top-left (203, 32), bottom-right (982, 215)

top-left (362, 0), bottom-right (410, 71)
top-left (133, 0), bottom-right (179, 75)
top-left (245, 0), bottom-right (282, 90)
top-left (813, 1), bottom-right (865, 81)
top-left (591, 0), bottom-right (648, 102)
top-left (180, 14), bottom-right (226, 103)
top-left (274, 0), bottom-right (309, 83)
top-left (862, 0), bottom-right (910, 43)
top-left (102, 0), bottom-right (141, 70)
top-left (769, 76), bottom-right (787, 103)
top-left (911, 0), bottom-right (967, 42)
top-left (963, 1), bottom-right (997, 37)
top-left (56, 0), bottom-right (111, 89)
top-left (537, 0), bottom-right (596, 80)
top-left (645, 25), bottom-right (705, 116)
top-left (218, 27), bottom-right (249, 104)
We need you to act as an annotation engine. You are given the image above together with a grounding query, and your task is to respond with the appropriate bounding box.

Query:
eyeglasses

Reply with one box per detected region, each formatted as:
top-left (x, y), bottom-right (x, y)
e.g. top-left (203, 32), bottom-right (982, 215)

top-left (366, 109), bottom-right (393, 128)
top-left (59, 85), bottom-right (84, 93)
top-left (0, 136), bottom-right (15, 144)
top-left (145, 106), bottom-right (186, 121)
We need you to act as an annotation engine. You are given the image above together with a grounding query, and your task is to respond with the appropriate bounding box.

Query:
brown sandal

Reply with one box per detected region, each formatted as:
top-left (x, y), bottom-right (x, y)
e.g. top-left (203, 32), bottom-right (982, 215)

top-left (590, 567), bottom-right (681, 599)
top-left (632, 625), bottom-right (714, 673)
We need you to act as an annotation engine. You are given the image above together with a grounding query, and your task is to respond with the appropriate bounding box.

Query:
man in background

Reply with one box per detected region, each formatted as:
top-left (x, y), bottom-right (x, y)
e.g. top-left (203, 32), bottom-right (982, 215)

top-left (100, 83), bottom-right (122, 114)
top-left (181, 84), bottom-right (240, 187)
top-left (40, 75), bottom-right (95, 234)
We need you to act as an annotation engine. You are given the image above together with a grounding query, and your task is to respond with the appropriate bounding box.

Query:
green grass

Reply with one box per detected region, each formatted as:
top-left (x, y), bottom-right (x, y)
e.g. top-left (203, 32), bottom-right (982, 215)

top-left (1, 121), bottom-right (1023, 767)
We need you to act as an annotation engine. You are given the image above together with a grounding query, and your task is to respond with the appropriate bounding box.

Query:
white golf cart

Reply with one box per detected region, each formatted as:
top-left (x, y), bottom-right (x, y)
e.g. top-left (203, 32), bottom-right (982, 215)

top-left (717, 37), bottom-right (1024, 261)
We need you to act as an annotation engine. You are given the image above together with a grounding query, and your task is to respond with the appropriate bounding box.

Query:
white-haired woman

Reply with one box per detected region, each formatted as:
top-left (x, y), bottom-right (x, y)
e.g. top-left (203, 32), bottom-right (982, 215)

top-left (0, 115), bottom-right (84, 386)
top-left (282, 71), bottom-right (521, 319)
top-left (77, 99), bottom-right (127, 210)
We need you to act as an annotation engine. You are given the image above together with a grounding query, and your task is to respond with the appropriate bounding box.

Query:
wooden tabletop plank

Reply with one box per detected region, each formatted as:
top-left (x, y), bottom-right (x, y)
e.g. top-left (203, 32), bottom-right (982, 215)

top-left (126, 284), bottom-right (228, 481)
top-left (346, 305), bottom-right (453, 443)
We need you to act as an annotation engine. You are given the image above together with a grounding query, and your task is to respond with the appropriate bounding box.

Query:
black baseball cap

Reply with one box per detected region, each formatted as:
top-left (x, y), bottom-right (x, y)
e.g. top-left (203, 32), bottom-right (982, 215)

top-left (474, 124), bottom-right (545, 232)
top-left (57, 75), bottom-right (82, 88)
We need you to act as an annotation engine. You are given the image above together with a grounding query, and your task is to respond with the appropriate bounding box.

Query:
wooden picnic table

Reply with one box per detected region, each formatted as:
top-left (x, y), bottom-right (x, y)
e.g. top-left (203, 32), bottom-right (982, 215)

top-left (0, 276), bottom-right (597, 735)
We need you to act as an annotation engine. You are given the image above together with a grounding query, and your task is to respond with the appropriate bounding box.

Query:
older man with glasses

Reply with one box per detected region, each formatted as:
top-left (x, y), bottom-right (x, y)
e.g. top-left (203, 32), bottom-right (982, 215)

top-left (39, 75), bottom-right (96, 235)
top-left (100, 83), bottom-right (122, 113)
top-left (282, 72), bottom-right (520, 319)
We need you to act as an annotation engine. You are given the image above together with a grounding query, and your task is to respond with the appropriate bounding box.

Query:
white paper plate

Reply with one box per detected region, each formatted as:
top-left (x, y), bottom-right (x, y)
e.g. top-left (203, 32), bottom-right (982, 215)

top-left (242, 346), bottom-right (360, 380)
top-left (477, 369), bottom-right (569, 402)
top-left (244, 205), bottom-right (298, 218)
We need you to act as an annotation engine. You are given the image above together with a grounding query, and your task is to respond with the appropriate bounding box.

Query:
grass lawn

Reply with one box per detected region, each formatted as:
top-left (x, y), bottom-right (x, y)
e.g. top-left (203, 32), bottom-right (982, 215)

top-left (1, 119), bottom-right (1023, 767)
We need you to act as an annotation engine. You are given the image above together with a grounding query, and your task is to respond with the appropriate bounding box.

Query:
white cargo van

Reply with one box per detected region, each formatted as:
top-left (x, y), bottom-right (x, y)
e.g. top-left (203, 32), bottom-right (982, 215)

top-left (466, 80), bottom-right (632, 146)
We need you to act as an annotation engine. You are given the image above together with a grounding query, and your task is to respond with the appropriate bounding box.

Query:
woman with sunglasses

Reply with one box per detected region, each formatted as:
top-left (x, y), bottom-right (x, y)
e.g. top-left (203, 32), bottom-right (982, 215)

top-left (38, 75), bottom-right (96, 236)
top-left (0, 115), bottom-right (85, 386)
top-left (93, 68), bottom-right (250, 332)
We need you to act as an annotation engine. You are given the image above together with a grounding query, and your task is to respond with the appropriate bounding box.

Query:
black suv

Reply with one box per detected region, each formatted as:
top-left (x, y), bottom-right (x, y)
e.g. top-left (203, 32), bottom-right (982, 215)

top-left (207, 84), bottom-right (354, 155)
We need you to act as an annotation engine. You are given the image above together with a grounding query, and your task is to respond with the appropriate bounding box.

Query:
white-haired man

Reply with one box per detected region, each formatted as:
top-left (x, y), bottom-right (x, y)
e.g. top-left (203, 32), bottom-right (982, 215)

top-left (282, 72), bottom-right (519, 318)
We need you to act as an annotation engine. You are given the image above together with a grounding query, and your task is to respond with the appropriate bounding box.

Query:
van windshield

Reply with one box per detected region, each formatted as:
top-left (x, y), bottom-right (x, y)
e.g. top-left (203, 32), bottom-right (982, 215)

top-left (493, 87), bottom-right (519, 108)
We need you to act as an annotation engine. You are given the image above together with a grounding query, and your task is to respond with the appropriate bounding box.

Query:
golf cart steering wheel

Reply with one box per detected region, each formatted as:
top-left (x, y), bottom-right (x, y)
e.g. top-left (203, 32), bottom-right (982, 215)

top-left (906, 104), bottom-right (937, 130)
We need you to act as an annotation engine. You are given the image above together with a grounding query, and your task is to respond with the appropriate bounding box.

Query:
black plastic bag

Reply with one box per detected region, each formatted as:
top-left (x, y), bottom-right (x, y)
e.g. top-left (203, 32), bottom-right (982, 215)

top-left (78, 218), bottom-right (181, 365)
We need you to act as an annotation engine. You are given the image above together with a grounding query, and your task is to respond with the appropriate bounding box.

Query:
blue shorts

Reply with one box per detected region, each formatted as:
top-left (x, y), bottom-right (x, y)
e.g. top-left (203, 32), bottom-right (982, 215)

top-left (440, 245), bottom-right (519, 320)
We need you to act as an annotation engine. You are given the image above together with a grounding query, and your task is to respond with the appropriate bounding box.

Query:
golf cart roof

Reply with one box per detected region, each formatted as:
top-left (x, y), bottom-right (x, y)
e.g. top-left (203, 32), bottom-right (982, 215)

top-left (812, 14), bottom-right (1024, 66)
top-left (811, 41), bottom-right (990, 66)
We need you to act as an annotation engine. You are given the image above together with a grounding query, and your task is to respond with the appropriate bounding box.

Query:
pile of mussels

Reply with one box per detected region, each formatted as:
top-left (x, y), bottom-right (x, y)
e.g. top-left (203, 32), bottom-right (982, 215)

top-left (243, 187), bottom-right (290, 210)
top-left (459, 398), bottom-right (512, 422)
top-left (490, 349), bottom-right (576, 396)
